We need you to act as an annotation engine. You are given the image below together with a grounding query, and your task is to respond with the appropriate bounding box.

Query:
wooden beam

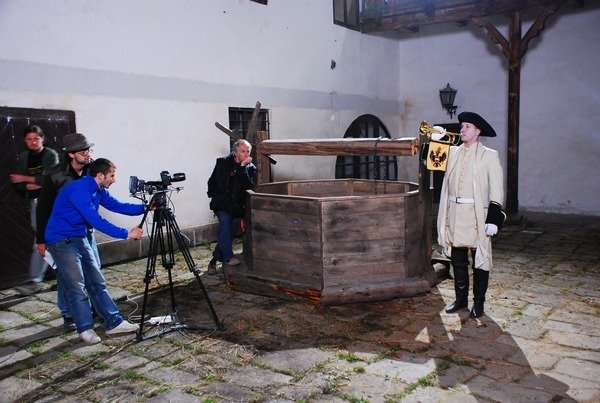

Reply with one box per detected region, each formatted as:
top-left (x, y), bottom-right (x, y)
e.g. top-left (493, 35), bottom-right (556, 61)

top-left (257, 137), bottom-right (419, 157)
top-left (567, 0), bottom-right (584, 7)
top-left (519, 2), bottom-right (562, 58)
top-left (245, 101), bottom-right (262, 146)
top-left (506, 10), bottom-right (522, 214)
top-left (472, 16), bottom-right (510, 59)
top-left (360, 0), bottom-right (565, 33)
top-left (255, 131), bottom-right (271, 185)
top-left (214, 121), bottom-right (242, 140)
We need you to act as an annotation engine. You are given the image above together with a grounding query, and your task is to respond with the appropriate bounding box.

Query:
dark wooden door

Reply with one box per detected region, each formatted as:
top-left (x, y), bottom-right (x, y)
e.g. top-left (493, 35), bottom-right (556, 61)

top-left (0, 107), bottom-right (75, 289)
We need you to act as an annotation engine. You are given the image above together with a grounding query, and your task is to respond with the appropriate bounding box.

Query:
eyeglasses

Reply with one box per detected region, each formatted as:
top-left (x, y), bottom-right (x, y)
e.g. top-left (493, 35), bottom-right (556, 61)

top-left (75, 148), bottom-right (93, 155)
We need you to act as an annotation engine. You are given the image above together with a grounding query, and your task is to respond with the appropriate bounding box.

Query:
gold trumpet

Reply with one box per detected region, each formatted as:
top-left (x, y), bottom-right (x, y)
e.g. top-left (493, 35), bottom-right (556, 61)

top-left (419, 121), bottom-right (459, 144)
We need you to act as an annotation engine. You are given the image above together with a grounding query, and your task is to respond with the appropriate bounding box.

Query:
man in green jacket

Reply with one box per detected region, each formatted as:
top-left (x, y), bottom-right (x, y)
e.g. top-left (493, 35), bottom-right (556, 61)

top-left (11, 125), bottom-right (59, 295)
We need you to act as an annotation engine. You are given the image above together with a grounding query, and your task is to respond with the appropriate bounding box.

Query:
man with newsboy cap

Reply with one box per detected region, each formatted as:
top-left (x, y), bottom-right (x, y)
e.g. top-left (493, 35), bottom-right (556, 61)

top-left (34, 133), bottom-right (96, 330)
top-left (437, 112), bottom-right (505, 318)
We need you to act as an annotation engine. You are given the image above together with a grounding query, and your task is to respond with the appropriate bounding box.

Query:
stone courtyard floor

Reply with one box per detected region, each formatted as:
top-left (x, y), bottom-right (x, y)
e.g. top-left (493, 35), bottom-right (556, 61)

top-left (1, 211), bottom-right (599, 402)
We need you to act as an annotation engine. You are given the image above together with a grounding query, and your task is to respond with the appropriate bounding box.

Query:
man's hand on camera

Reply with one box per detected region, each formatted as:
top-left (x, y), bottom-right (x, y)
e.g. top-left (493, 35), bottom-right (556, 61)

top-left (128, 227), bottom-right (143, 240)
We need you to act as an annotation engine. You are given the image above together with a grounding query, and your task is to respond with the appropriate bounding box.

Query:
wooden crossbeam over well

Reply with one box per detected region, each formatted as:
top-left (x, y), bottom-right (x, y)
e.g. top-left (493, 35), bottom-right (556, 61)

top-left (258, 137), bottom-right (418, 157)
top-left (254, 134), bottom-right (419, 185)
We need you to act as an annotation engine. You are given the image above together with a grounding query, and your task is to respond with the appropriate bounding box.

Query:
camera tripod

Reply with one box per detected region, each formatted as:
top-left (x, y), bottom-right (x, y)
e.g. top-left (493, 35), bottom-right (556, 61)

top-left (136, 192), bottom-right (223, 342)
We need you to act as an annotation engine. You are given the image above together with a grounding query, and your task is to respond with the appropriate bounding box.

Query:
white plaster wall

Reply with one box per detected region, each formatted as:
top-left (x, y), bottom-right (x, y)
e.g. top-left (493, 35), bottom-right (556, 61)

top-left (1, 0), bottom-right (597, 221)
top-left (0, 0), bottom-right (402, 231)
top-left (519, 7), bottom-right (600, 214)
top-left (394, 5), bottom-right (600, 215)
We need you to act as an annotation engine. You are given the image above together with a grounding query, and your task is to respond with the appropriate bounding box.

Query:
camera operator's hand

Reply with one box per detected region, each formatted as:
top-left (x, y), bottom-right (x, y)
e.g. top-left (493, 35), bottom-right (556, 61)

top-left (128, 227), bottom-right (143, 240)
top-left (241, 156), bottom-right (253, 167)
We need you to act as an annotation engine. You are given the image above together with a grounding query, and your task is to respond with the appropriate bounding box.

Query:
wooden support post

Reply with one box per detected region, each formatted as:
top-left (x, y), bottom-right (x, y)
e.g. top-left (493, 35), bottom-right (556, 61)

top-left (255, 131), bottom-right (270, 185)
top-left (418, 145), bottom-right (435, 285)
top-left (506, 10), bottom-right (522, 214)
top-left (473, 3), bottom-right (561, 214)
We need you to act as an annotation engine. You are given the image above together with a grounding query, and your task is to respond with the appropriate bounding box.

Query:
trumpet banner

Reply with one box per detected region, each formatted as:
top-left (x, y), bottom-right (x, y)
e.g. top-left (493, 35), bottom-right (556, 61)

top-left (426, 140), bottom-right (450, 171)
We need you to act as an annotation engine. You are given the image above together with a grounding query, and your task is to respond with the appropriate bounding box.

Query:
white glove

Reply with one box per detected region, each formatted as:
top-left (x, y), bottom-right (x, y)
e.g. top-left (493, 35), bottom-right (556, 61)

top-left (485, 223), bottom-right (498, 236)
top-left (431, 126), bottom-right (446, 141)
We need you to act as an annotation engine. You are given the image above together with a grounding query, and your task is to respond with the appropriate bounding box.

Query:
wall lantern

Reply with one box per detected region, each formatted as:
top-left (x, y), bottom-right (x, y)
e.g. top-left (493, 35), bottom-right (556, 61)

top-left (439, 83), bottom-right (458, 119)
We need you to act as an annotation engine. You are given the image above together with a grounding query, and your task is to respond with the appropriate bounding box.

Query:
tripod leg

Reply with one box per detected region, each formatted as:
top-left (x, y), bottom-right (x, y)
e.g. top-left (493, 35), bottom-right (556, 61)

top-left (169, 211), bottom-right (223, 329)
top-left (163, 217), bottom-right (181, 325)
top-left (137, 217), bottom-right (161, 341)
top-left (138, 205), bottom-right (223, 341)
top-left (191, 270), bottom-right (224, 330)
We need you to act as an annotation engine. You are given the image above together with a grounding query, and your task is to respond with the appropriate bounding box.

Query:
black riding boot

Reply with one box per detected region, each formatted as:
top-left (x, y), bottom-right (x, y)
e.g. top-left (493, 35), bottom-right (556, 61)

top-left (445, 260), bottom-right (469, 313)
top-left (470, 268), bottom-right (490, 318)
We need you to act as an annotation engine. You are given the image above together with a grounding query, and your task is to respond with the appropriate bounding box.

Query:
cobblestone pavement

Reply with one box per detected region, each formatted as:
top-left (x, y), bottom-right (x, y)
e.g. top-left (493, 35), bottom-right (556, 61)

top-left (1, 211), bottom-right (599, 402)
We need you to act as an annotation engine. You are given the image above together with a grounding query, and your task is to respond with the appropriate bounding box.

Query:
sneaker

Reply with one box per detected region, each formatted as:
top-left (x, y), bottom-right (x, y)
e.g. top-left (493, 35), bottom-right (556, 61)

top-left (63, 316), bottom-right (76, 332)
top-left (13, 281), bottom-right (43, 296)
top-left (79, 329), bottom-right (101, 344)
top-left (106, 320), bottom-right (139, 335)
top-left (207, 260), bottom-right (218, 275)
top-left (225, 257), bottom-right (241, 266)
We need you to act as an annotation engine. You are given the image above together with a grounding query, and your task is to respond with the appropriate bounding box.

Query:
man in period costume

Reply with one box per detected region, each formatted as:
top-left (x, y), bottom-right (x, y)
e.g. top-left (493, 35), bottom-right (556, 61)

top-left (437, 111), bottom-right (505, 318)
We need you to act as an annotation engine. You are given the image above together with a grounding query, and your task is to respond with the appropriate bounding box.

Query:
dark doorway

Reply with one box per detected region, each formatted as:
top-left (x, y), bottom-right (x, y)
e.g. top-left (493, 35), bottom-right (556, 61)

top-left (0, 107), bottom-right (75, 289)
top-left (335, 114), bottom-right (397, 181)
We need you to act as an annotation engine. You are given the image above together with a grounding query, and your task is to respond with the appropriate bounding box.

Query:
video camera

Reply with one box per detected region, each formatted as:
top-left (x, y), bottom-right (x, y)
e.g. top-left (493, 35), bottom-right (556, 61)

top-left (129, 171), bottom-right (186, 195)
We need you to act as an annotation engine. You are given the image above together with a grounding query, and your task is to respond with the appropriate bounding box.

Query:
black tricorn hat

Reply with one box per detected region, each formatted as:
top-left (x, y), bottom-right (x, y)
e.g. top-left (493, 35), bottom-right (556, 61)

top-left (458, 111), bottom-right (497, 137)
top-left (63, 133), bottom-right (95, 152)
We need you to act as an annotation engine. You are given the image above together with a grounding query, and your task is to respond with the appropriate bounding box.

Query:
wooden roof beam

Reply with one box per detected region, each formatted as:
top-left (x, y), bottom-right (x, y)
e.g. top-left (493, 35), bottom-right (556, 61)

top-left (360, 0), bottom-right (566, 33)
top-left (567, 0), bottom-right (584, 8)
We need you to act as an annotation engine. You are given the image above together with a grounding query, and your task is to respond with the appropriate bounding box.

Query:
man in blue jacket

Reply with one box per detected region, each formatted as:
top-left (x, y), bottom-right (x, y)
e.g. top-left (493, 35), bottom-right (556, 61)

top-left (46, 158), bottom-right (144, 344)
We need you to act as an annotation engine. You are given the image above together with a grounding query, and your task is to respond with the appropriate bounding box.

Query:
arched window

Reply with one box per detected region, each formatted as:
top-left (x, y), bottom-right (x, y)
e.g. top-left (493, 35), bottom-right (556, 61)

top-left (335, 114), bottom-right (397, 180)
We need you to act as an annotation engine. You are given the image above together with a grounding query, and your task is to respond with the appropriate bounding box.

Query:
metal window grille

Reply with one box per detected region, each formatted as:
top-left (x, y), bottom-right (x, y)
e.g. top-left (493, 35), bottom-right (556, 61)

top-left (228, 107), bottom-right (269, 139)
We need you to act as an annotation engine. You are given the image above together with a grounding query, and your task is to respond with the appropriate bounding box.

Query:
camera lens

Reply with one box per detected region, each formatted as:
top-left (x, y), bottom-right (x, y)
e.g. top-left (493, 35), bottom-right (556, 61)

top-left (172, 173), bottom-right (186, 182)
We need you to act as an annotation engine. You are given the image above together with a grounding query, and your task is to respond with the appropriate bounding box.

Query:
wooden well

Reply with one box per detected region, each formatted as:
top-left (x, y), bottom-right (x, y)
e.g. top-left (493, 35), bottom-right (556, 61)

top-left (225, 179), bottom-right (434, 305)
top-left (223, 135), bottom-right (435, 305)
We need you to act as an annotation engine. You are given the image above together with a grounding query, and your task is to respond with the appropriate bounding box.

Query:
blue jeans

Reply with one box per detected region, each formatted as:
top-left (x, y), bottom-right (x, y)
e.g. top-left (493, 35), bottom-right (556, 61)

top-left (28, 199), bottom-right (48, 283)
top-left (29, 199), bottom-right (68, 317)
top-left (212, 210), bottom-right (240, 263)
top-left (55, 230), bottom-right (100, 319)
top-left (49, 236), bottom-right (123, 333)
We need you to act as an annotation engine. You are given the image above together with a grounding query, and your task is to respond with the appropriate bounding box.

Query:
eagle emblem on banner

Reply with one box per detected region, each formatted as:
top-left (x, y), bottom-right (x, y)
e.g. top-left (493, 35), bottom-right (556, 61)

top-left (427, 142), bottom-right (449, 171)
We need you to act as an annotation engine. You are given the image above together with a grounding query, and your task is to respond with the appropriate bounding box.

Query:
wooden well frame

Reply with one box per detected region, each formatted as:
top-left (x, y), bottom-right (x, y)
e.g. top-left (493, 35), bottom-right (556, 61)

top-left (224, 133), bottom-right (435, 305)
